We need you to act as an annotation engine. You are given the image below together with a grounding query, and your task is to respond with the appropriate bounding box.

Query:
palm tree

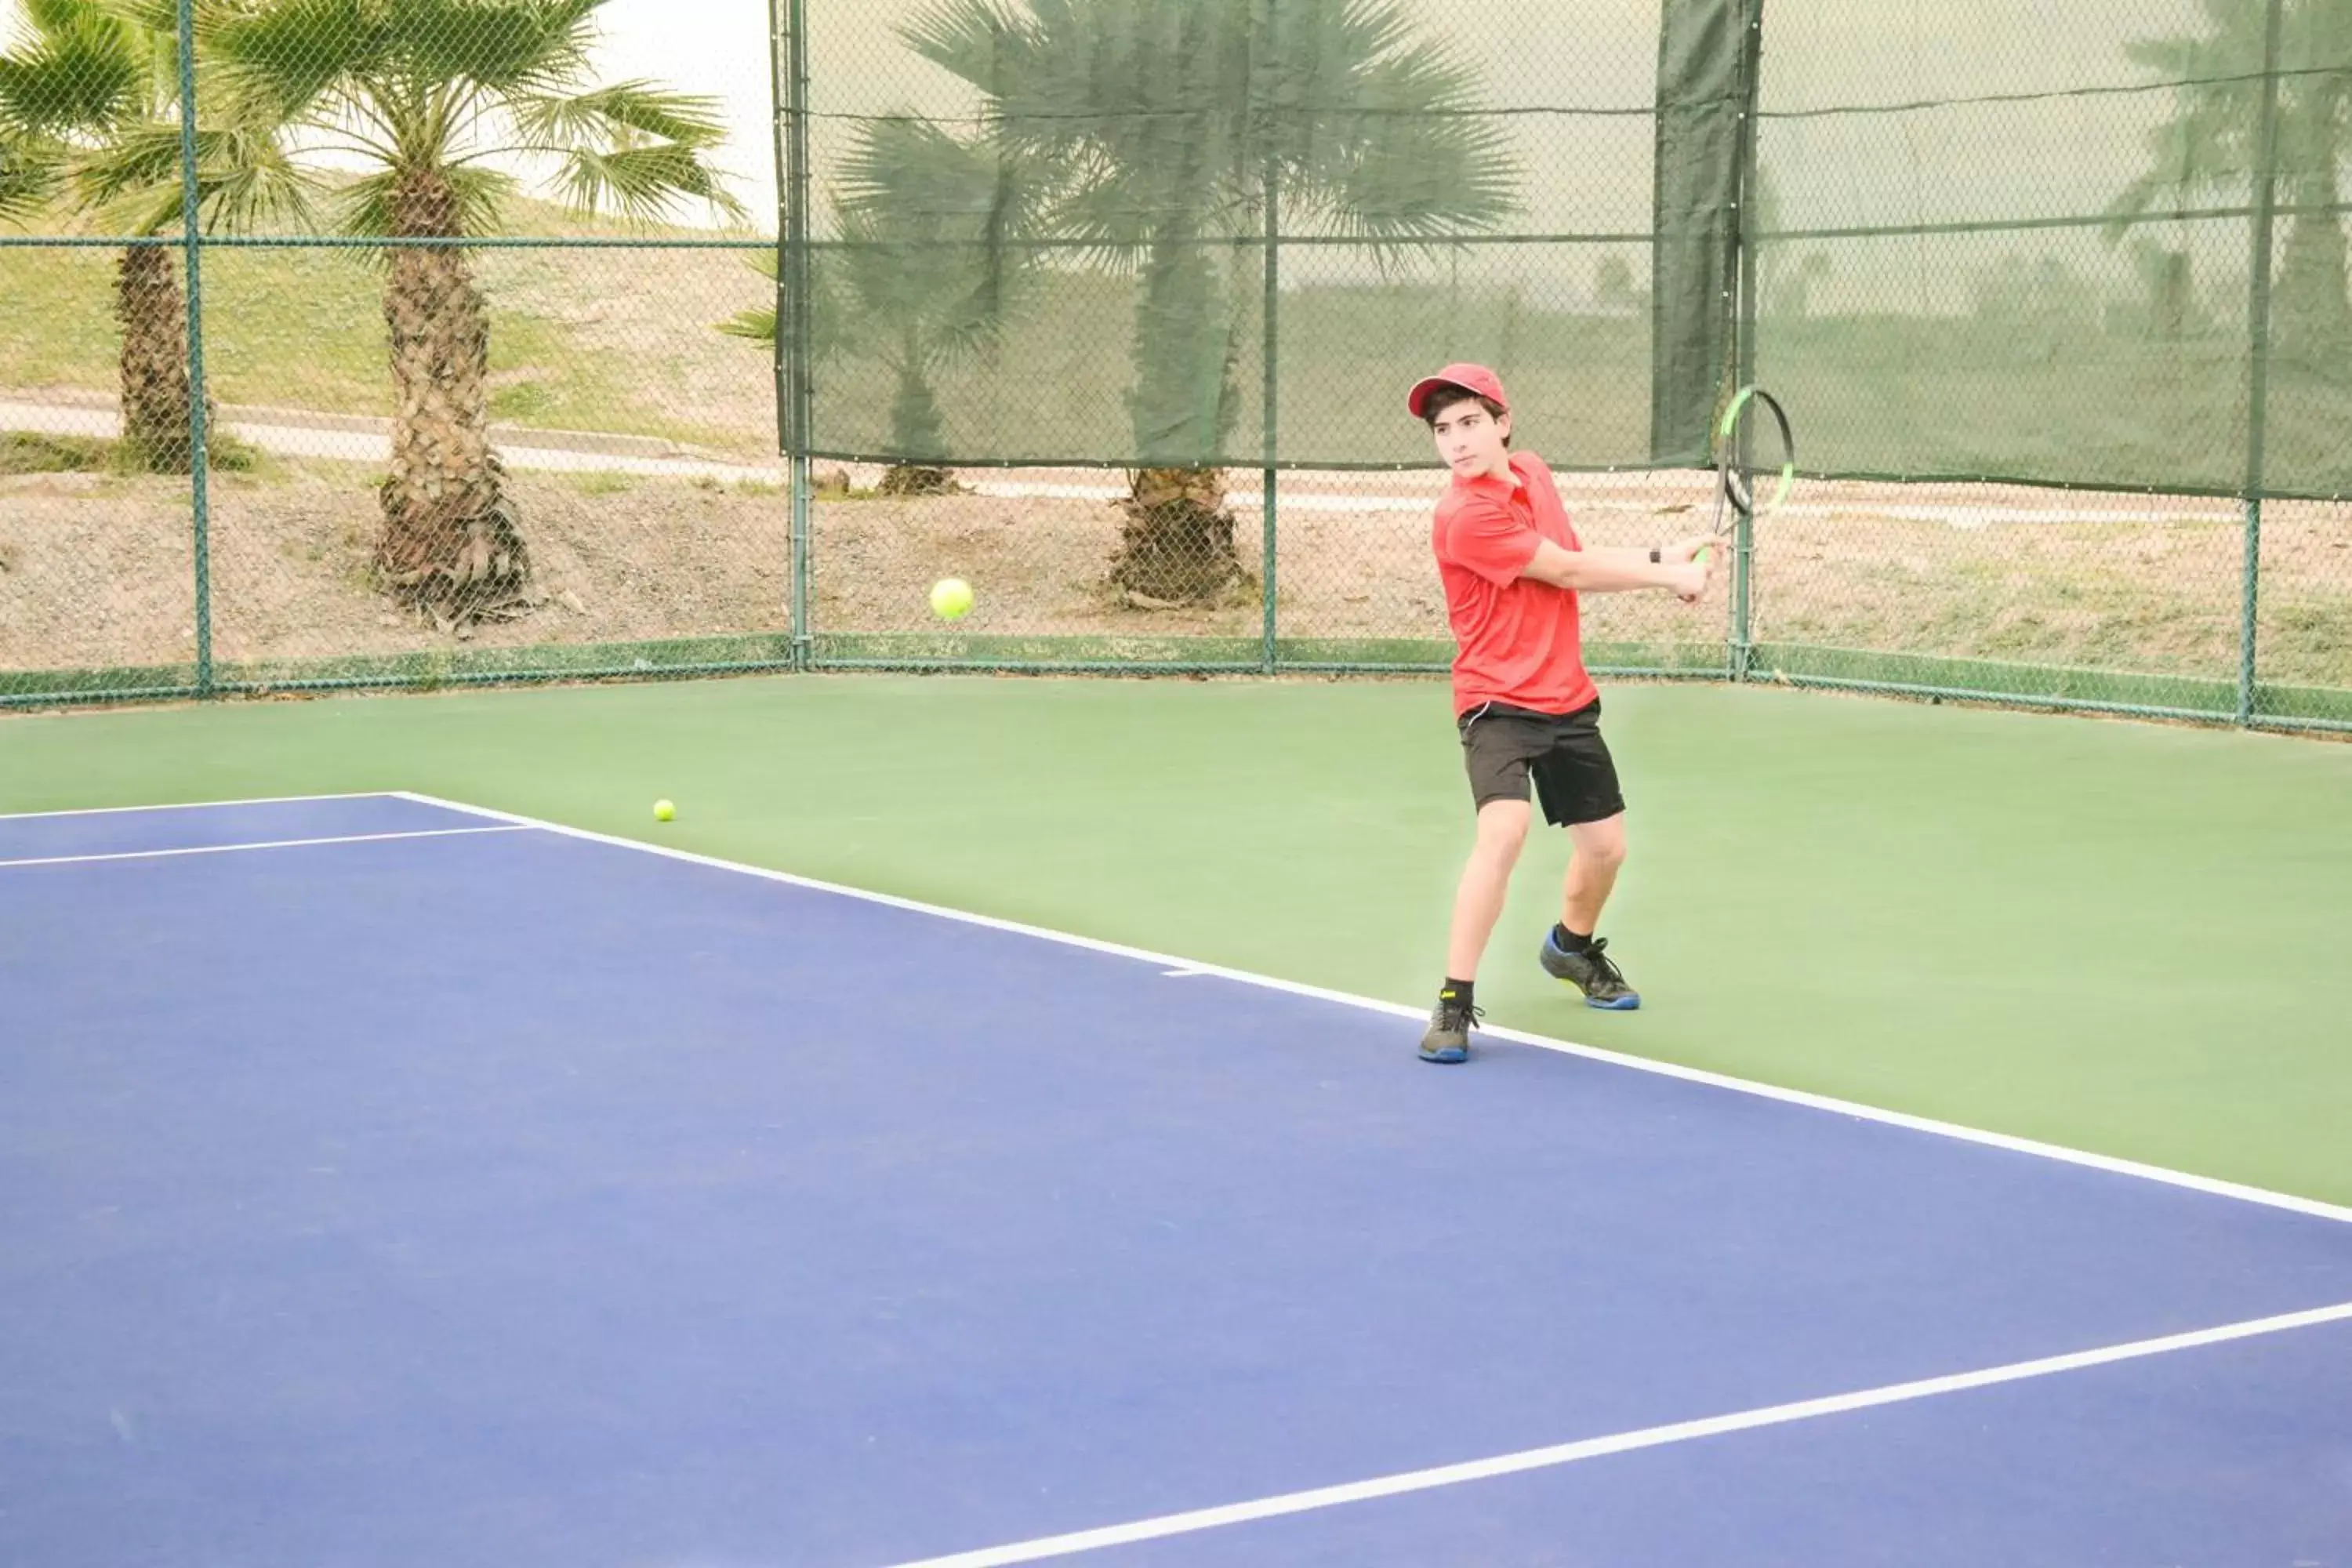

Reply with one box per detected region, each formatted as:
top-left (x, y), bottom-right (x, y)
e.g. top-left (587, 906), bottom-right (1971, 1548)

top-left (0, 85), bottom-right (63, 221)
top-left (900, 0), bottom-right (1517, 604)
top-left (2110, 0), bottom-right (2352, 366)
top-left (721, 117), bottom-right (1044, 495)
top-left (0, 0), bottom-right (278, 471)
top-left (192, 0), bottom-right (739, 627)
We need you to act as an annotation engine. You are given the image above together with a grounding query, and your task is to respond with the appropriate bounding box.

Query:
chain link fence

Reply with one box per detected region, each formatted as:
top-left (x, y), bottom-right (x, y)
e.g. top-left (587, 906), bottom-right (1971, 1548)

top-left (2, 0), bottom-right (2346, 729)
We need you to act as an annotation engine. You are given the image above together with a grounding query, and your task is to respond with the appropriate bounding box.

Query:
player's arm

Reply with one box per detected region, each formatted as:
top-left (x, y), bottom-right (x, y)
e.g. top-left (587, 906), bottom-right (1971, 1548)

top-left (1446, 501), bottom-right (1710, 600)
top-left (1519, 539), bottom-right (1710, 599)
top-left (1544, 535), bottom-right (1718, 572)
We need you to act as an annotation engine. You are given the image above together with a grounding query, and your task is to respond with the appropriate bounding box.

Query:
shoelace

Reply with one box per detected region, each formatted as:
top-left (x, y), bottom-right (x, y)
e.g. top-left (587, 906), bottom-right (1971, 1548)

top-left (1435, 997), bottom-right (1485, 1029)
top-left (1583, 938), bottom-right (1628, 989)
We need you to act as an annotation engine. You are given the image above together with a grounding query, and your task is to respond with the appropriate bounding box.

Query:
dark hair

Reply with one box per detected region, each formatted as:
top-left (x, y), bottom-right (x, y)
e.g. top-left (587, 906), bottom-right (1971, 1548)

top-left (1421, 386), bottom-right (1512, 446)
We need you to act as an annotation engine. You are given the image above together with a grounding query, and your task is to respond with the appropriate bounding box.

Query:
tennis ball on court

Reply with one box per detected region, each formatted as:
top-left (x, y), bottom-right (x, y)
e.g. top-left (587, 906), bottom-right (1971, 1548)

top-left (930, 577), bottom-right (975, 620)
top-left (654, 799), bottom-right (675, 822)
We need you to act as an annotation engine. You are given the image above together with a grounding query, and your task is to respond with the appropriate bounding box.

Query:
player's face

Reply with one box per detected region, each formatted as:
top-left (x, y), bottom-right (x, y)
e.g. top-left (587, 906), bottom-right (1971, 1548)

top-left (1431, 401), bottom-right (1510, 477)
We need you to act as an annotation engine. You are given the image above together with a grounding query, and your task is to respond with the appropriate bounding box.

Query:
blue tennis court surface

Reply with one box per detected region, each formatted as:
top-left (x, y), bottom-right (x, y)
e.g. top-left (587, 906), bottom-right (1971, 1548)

top-left (4, 794), bottom-right (2350, 1567)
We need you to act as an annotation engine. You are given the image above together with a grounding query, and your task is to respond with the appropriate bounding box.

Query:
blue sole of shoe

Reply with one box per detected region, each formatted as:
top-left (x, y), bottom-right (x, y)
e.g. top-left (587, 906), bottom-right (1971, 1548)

top-left (1546, 968), bottom-right (1642, 1011)
top-left (1418, 1048), bottom-right (1468, 1064)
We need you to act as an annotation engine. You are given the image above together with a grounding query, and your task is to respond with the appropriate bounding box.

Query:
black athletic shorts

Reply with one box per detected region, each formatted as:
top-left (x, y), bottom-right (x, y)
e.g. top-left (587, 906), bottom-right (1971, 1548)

top-left (1457, 696), bottom-right (1627, 826)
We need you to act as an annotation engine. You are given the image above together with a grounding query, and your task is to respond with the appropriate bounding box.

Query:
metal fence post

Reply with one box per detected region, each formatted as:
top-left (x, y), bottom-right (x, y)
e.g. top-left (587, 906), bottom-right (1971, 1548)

top-left (1262, 152), bottom-right (1279, 676)
top-left (175, 0), bottom-right (213, 695)
top-left (772, 0), bottom-right (814, 673)
top-left (2239, 0), bottom-right (2285, 726)
top-left (1730, 0), bottom-right (1765, 682)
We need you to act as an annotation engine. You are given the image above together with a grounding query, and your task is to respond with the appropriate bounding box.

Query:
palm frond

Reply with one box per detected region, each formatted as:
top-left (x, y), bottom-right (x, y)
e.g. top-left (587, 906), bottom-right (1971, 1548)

top-left (1290, 109), bottom-right (1517, 255)
top-left (194, 0), bottom-right (737, 236)
top-left (1044, 168), bottom-right (1183, 263)
top-left (1266, 1), bottom-right (1518, 252)
top-left (87, 0), bottom-right (178, 37)
top-left (30, 0), bottom-right (147, 34)
top-left (201, 0), bottom-right (387, 125)
top-left (71, 104), bottom-right (317, 234)
top-left (902, 0), bottom-right (1515, 250)
top-left (67, 114), bottom-right (177, 205)
top-left (554, 140), bottom-right (739, 223)
top-left (825, 115), bottom-right (1056, 368)
top-left (189, 124), bottom-right (318, 232)
top-left (0, 127), bottom-right (65, 221)
top-left (512, 79), bottom-right (730, 154)
top-left (898, 0), bottom-right (1029, 99)
top-left (836, 117), bottom-right (1041, 232)
top-left (507, 78), bottom-right (740, 220)
top-left (717, 304), bottom-right (775, 343)
top-left (716, 247), bottom-right (851, 366)
top-left (113, 176), bottom-right (183, 235)
top-left (716, 249), bottom-right (779, 344)
top-left (336, 165), bottom-right (402, 240)
top-left (0, 8), bottom-right (147, 137)
top-left (388, 0), bottom-right (599, 98)
top-left (338, 158), bottom-right (514, 241)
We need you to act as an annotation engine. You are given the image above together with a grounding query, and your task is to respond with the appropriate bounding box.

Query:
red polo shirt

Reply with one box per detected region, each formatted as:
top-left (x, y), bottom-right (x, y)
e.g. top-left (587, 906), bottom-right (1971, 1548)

top-left (1431, 452), bottom-right (1599, 717)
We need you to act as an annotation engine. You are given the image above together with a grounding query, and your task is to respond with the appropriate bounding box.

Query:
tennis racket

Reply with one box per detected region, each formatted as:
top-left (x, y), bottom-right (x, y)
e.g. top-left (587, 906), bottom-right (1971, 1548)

top-left (1697, 385), bottom-right (1794, 566)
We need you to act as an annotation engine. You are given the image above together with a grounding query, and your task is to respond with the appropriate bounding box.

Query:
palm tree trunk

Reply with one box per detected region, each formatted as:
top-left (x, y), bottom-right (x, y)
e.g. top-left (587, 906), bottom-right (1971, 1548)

top-left (1111, 239), bottom-right (1247, 606)
top-left (114, 245), bottom-right (206, 474)
top-left (877, 461), bottom-right (959, 496)
top-left (2270, 79), bottom-right (2350, 369)
top-left (878, 351), bottom-right (956, 495)
top-left (375, 169), bottom-right (529, 628)
top-left (2273, 209), bottom-right (2350, 369)
top-left (1114, 465), bottom-right (1243, 607)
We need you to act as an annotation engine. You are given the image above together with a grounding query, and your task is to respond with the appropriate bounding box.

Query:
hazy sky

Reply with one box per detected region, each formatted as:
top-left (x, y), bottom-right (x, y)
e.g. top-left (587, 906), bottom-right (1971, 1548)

top-left (586, 0), bottom-right (785, 223)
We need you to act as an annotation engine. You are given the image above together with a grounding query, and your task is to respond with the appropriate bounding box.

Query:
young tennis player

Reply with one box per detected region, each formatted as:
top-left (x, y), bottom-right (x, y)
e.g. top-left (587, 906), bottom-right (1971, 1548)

top-left (1409, 363), bottom-right (1716, 1064)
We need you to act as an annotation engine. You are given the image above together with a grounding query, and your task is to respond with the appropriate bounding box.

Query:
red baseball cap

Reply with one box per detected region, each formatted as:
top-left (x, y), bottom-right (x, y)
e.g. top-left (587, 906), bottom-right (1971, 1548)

top-left (1406, 362), bottom-right (1509, 419)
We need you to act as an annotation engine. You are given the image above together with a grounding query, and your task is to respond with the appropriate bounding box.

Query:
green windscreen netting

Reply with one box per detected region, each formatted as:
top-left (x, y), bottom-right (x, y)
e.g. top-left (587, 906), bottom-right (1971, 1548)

top-left (793, 0), bottom-right (2350, 495)
top-left (798, 0), bottom-right (1675, 470)
top-left (1753, 0), bottom-right (2350, 501)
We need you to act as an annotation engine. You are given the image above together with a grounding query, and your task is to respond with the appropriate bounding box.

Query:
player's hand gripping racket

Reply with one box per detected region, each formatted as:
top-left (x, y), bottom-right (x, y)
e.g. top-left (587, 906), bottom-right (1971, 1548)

top-left (1698, 385), bottom-right (1794, 567)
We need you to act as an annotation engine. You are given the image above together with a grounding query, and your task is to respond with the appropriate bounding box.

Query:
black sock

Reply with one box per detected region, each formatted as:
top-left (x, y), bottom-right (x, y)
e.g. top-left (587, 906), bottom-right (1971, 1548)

top-left (1439, 977), bottom-right (1475, 1009)
top-left (1552, 924), bottom-right (1592, 953)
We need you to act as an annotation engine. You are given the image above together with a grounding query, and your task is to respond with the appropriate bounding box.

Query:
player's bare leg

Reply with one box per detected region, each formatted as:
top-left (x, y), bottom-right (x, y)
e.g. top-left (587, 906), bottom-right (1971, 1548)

top-left (1561, 813), bottom-right (1627, 936)
top-left (1423, 800), bottom-right (1530, 1062)
top-left (1542, 812), bottom-right (1639, 1009)
top-left (1447, 799), bottom-right (1532, 978)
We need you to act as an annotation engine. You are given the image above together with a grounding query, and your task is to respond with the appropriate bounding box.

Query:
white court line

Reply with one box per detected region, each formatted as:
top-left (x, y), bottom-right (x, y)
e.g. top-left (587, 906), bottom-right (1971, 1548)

top-left (873, 1298), bottom-right (2352, 1567)
top-left (0, 823), bottom-right (537, 869)
top-left (390, 790), bottom-right (2352, 1229)
top-left (0, 791), bottom-right (390, 822)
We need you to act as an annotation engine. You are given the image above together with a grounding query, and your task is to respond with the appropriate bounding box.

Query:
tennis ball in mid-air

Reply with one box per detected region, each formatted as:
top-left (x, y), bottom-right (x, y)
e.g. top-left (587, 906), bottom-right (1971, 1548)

top-left (930, 577), bottom-right (975, 620)
top-left (654, 799), bottom-right (675, 822)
